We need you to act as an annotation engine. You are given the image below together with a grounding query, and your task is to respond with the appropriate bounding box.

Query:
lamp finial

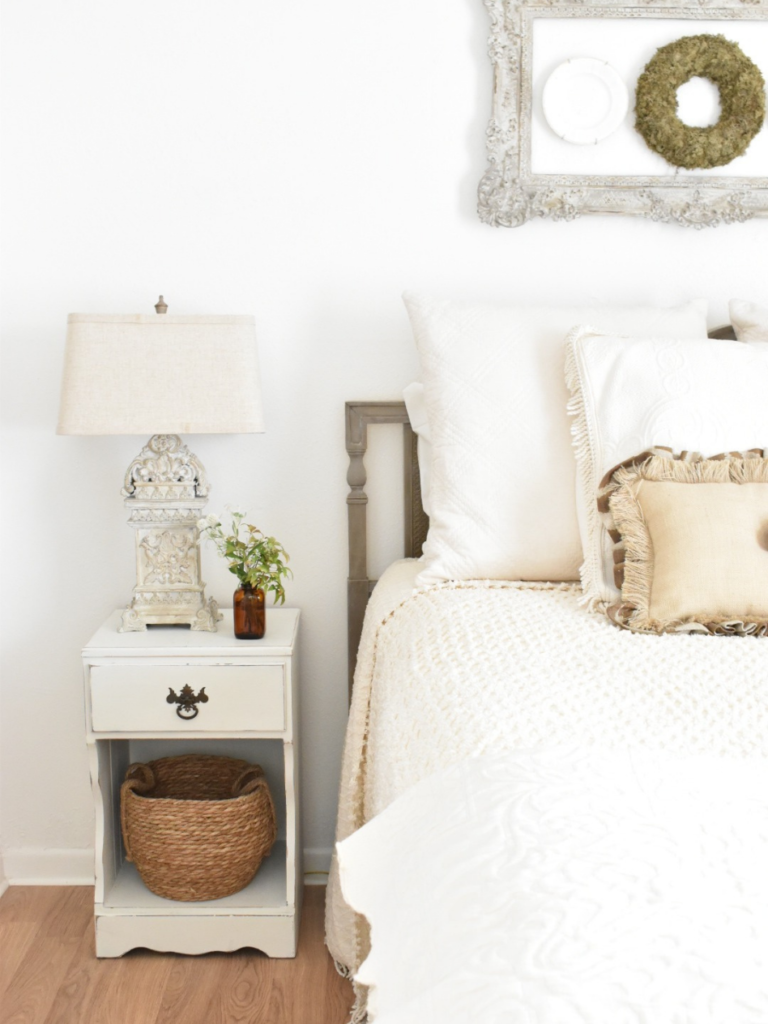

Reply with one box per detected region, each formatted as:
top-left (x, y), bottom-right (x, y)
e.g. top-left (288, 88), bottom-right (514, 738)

top-left (155, 295), bottom-right (168, 314)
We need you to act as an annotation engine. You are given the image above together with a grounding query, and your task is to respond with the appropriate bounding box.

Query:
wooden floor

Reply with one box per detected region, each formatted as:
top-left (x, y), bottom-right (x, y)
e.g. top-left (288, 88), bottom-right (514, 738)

top-left (0, 885), bottom-right (354, 1024)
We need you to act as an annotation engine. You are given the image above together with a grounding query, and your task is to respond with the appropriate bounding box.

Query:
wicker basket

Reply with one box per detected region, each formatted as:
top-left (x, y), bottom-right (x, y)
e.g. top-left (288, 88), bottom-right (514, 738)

top-left (120, 754), bottom-right (277, 902)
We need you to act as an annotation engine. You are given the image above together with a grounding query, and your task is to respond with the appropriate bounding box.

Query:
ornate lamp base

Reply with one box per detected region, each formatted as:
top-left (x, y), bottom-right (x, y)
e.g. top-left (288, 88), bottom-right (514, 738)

top-left (121, 595), bottom-right (221, 633)
top-left (118, 434), bottom-right (222, 633)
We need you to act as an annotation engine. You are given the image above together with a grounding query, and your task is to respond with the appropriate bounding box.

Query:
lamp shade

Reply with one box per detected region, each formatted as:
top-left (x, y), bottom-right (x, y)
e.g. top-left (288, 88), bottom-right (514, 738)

top-left (57, 314), bottom-right (264, 435)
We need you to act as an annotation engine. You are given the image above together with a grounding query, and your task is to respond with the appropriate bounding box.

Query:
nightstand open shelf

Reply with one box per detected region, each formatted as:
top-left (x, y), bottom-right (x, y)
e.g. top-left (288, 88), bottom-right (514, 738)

top-left (82, 609), bottom-right (301, 958)
top-left (103, 841), bottom-right (288, 914)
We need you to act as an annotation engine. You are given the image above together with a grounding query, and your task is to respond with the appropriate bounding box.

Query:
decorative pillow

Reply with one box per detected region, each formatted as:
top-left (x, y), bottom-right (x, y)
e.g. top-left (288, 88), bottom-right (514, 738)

top-left (404, 293), bottom-right (708, 586)
top-left (565, 326), bottom-right (768, 608)
top-left (402, 382), bottom-right (432, 518)
top-left (599, 450), bottom-right (768, 635)
top-left (730, 299), bottom-right (768, 342)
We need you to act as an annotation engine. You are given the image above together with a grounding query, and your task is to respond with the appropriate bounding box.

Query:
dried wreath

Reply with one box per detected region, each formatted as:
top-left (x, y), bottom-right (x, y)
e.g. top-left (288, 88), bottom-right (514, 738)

top-left (635, 34), bottom-right (765, 170)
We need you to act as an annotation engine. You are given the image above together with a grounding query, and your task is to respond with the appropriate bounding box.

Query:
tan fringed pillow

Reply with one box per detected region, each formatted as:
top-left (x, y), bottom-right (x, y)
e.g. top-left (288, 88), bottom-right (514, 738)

top-left (598, 449), bottom-right (768, 635)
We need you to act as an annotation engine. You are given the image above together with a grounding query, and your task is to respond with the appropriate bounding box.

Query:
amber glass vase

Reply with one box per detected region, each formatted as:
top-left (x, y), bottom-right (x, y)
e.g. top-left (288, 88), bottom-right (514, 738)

top-left (233, 585), bottom-right (266, 640)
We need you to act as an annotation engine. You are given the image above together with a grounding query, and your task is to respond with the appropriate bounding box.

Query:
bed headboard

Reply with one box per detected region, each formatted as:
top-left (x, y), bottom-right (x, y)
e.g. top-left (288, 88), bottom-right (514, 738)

top-left (345, 324), bottom-right (737, 698)
top-left (345, 401), bottom-right (428, 697)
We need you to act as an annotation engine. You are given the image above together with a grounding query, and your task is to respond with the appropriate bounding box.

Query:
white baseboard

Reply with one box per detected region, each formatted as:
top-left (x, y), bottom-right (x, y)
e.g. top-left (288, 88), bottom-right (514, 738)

top-left (3, 846), bottom-right (333, 887)
top-left (0, 877), bottom-right (8, 899)
top-left (304, 846), bottom-right (332, 885)
top-left (4, 847), bottom-right (94, 886)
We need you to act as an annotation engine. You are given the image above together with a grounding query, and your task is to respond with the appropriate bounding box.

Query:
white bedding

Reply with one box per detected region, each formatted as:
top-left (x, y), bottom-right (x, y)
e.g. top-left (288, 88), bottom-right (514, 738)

top-left (326, 559), bottom-right (768, 1012)
top-left (338, 747), bottom-right (768, 1024)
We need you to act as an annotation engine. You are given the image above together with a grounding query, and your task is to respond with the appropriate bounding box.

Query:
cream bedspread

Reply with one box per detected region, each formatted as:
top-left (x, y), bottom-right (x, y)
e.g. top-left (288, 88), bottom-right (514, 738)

top-left (326, 559), bottom-right (768, 977)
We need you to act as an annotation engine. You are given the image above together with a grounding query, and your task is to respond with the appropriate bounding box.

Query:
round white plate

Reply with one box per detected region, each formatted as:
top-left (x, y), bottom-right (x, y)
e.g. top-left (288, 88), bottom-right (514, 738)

top-left (542, 58), bottom-right (629, 145)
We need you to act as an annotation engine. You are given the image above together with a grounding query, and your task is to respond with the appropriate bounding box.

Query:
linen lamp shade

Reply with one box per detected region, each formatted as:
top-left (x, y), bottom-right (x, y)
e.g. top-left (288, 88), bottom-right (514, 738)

top-left (57, 306), bottom-right (264, 632)
top-left (57, 314), bottom-right (264, 436)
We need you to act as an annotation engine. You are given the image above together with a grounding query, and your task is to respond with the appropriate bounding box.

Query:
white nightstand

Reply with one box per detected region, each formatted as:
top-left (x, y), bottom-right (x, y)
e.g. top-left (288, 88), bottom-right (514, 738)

top-left (82, 608), bottom-right (301, 958)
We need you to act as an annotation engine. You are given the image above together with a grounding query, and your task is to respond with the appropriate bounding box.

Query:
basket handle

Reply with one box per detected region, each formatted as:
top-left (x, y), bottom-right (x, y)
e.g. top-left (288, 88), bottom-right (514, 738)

top-left (232, 766), bottom-right (277, 857)
top-left (232, 765), bottom-right (266, 797)
top-left (120, 763), bottom-right (156, 863)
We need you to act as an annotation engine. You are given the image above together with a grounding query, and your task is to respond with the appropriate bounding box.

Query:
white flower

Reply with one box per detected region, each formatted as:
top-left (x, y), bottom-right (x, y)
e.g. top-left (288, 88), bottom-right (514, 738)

top-left (206, 514), bottom-right (219, 526)
top-left (196, 518), bottom-right (208, 531)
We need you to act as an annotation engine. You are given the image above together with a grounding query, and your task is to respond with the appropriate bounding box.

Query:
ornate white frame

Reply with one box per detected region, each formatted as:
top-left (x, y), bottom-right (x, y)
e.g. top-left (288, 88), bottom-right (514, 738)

top-left (478, 0), bottom-right (768, 228)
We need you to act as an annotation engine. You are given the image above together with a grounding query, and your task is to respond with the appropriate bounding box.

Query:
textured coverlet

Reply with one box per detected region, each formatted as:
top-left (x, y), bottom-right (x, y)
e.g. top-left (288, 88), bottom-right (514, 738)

top-left (326, 559), bottom-right (768, 981)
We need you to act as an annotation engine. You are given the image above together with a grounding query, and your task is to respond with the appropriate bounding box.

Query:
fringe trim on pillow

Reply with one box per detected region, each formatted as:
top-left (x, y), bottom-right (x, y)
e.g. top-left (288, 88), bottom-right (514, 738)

top-left (605, 450), bottom-right (768, 636)
top-left (608, 480), bottom-right (654, 622)
top-left (564, 325), bottom-right (609, 611)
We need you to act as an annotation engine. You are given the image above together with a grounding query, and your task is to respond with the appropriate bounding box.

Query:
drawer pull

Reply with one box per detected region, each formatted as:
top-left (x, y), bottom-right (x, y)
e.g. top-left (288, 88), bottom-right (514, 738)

top-left (166, 684), bottom-right (209, 720)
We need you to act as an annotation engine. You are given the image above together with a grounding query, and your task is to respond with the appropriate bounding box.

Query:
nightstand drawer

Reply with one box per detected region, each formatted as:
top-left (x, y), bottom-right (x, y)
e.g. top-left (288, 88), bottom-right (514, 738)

top-left (89, 665), bottom-right (285, 733)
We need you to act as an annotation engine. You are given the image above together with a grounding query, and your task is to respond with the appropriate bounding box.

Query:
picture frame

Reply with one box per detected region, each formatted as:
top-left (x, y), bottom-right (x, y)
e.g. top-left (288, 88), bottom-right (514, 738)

top-left (478, 0), bottom-right (768, 228)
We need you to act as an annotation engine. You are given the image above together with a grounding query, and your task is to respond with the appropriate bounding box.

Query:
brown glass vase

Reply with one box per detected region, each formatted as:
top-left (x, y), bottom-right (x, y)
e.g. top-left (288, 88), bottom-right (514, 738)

top-left (233, 585), bottom-right (266, 639)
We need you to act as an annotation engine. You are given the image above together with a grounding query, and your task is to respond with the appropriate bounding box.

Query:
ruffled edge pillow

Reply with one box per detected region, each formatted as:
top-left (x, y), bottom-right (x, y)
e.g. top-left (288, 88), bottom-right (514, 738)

top-left (599, 449), bottom-right (768, 636)
top-left (564, 325), bottom-right (768, 610)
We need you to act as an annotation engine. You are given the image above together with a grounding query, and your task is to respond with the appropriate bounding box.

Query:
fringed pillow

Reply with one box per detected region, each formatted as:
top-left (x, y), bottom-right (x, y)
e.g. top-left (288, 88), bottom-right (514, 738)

top-left (598, 449), bottom-right (768, 635)
top-left (564, 327), bottom-right (767, 611)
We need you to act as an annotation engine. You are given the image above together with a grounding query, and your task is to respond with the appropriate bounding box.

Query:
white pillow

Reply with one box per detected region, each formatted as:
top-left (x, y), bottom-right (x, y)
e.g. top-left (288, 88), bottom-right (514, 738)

top-left (730, 299), bottom-right (768, 342)
top-left (404, 292), bottom-right (709, 586)
top-left (565, 325), bottom-right (768, 608)
top-left (402, 382), bottom-right (432, 518)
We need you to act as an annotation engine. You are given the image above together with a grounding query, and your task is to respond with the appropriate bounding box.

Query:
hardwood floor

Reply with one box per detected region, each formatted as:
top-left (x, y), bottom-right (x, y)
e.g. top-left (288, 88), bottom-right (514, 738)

top-left (0, 886), bottom-right (354, 1024)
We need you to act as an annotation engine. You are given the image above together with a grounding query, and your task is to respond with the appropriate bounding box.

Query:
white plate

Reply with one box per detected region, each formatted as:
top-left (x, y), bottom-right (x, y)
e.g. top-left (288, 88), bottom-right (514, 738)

top-left (542, 58), bottom-right (629, 145)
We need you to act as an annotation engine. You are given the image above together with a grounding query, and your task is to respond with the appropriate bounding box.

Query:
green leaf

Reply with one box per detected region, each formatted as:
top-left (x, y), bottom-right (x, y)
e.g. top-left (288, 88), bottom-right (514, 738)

top-left (203, 511), bottom-right (291, 599)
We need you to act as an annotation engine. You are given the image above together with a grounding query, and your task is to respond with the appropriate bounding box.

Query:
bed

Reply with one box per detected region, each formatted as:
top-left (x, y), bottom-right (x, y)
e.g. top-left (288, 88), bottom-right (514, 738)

top-left (327, 320), bottom-right (768, 1024)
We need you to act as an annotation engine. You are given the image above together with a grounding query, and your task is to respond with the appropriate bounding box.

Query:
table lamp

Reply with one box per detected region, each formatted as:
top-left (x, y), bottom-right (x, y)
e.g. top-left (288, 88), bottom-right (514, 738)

top-left (57, 297), bottom-right (264, 632)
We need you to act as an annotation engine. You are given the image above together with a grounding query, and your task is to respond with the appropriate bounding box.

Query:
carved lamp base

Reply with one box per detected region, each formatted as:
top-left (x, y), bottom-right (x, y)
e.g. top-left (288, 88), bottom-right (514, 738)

top-left (120, 595), bottom-right (221, 633)
top-left (118, 434), bottom-right (222, 633)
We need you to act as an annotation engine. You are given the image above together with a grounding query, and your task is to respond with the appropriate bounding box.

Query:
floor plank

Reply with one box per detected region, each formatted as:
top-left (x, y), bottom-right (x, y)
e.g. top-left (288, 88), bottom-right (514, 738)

top-left (83, 949), bottom-right (173, 1024)
top-left (0, 922), bottom-right (41, 1005)
top-left (0, 889), bottom-right (92, 1024)
top-left (153, 951), bottom-right (235, 1024)
top-left (0, 886), bottom-right (354, 1024)
top-left (0, 887), bottom-right (58, 1003)
top-left (42, 930), bottom-right (174, 1024)
top-left (270, 888), bottom-right (355, 1024)
top-left (39, 925), bottom-right (110, 1024)
top-left (203, 950), bottom-right (276, 1024)
top-left (0, 887), bottom-right (63, 926)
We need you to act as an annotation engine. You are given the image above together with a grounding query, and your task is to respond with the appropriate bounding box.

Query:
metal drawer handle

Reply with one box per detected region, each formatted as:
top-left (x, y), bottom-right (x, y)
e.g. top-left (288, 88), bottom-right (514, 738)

top-left (167, 684), bottom-right (208, 720)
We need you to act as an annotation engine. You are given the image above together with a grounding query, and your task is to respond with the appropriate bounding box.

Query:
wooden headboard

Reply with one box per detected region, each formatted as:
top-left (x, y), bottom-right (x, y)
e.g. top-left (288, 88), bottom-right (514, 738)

top-left (345, 325), bottom-right (737, 698)
top-left (345, 401), bottom-right (428, 698)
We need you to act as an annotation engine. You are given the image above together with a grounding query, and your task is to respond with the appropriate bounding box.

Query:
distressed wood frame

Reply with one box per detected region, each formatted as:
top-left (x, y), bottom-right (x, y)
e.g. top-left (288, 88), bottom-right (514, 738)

top-left (478, 0), bottom-right (768, 228)
top-left (345, 402), bottom-right (428, 699)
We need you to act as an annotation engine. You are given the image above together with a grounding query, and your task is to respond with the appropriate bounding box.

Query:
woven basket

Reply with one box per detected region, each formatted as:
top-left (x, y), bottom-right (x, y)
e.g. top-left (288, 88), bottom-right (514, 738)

top-left (120, 754), bottom-right (277, 902)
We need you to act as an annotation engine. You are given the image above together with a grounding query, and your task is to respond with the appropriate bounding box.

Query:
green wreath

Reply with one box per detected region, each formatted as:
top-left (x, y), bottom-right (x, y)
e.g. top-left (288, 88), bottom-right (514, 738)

top-left (635, 34), bottom-right (765, 170)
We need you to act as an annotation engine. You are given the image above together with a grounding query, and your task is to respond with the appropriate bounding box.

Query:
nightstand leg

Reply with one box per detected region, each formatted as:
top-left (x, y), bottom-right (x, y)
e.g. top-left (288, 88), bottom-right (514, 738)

top-left (284, 739), bottom-right (302, 951)
top-left (88, 738), bottom-right (130, 906)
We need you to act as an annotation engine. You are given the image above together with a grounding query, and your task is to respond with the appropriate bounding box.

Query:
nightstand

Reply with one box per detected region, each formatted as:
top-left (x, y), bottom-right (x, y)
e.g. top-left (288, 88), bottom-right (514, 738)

top-left (82, 608), bottom-right (301, 958)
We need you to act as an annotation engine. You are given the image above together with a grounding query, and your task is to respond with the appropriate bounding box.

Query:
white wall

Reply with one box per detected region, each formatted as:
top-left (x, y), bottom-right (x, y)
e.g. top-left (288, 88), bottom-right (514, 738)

top-left (1, 0), bottom-right (766, 882)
